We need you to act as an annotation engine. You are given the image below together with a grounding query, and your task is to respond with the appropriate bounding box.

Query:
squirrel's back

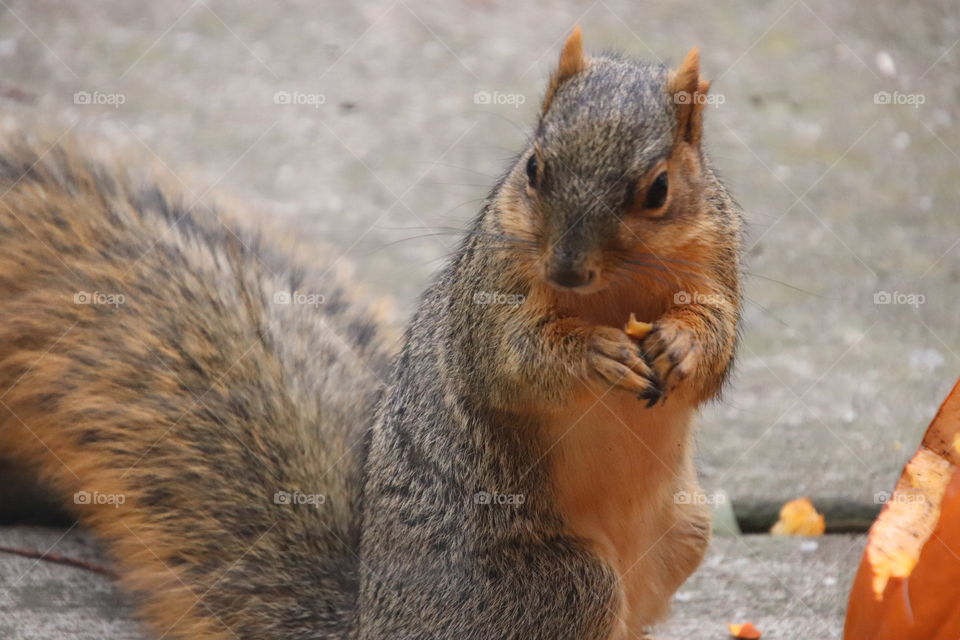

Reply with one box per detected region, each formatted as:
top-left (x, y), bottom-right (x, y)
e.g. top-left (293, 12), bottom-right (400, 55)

top-left (0, 130), bottom-right (392, 639)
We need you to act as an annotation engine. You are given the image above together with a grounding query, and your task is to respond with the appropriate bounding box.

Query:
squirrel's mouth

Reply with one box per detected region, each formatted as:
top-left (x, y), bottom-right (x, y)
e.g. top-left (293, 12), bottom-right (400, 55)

top-left (543, 266), bottom-right (608, 295)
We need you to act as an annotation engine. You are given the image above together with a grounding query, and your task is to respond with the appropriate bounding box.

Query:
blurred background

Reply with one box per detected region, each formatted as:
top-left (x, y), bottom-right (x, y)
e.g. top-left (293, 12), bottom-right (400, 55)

top-left (0, 1), bottom-right (958, 638)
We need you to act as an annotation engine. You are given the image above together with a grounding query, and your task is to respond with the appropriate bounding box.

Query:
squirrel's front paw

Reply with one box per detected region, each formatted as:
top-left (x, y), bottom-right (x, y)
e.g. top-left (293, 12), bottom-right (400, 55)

top-left (586, 327), bottom-right (662, 404)
top-left (641, 319), bottom-right (700, 402)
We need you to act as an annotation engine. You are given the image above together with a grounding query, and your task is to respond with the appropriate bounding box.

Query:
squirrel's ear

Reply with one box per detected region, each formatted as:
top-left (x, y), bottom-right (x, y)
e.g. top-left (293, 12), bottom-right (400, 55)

top-left (542, 26), bottom-right (588, 114)
top-left (668, 48), bottom-right (709, 146)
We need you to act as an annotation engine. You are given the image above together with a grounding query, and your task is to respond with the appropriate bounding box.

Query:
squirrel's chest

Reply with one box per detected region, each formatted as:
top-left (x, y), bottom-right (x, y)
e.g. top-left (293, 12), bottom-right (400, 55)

top-left (544, 391), bottom-right (696, 635)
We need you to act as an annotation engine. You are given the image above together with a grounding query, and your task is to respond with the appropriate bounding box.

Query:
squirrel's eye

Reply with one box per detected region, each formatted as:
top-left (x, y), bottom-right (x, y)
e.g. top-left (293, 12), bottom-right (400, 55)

top-left (526, 154), bottom-right (538, 187)
top-left (643, 171), bottom-right (668, 209)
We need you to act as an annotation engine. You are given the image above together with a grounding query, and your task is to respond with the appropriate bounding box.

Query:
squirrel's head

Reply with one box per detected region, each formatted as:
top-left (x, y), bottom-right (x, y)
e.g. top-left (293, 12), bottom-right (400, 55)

top-left (495, 28), bottom-right (714, 296)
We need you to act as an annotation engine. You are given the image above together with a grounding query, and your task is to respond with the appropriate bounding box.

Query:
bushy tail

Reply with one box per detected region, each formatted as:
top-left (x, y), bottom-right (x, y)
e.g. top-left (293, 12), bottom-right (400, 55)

top-left (0, 131), bottom-right (392, 639)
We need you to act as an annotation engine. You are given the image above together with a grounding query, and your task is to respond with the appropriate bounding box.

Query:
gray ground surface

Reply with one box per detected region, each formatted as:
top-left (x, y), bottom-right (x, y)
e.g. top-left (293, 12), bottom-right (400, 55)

top-left (0, 0), bottom-right (956, 635)
top-left (0, 528), bottom-right (140, 640)
top-left (661, 533), bottom-right (864, 639)
top-left (0, 527), bottom-right (863, 640)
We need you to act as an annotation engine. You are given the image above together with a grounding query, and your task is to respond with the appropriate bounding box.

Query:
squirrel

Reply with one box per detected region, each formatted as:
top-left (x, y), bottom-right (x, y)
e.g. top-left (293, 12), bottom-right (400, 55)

top-left (1, 27), bottom-right (741, 640)
top-left (355, 28), bottom-right (741, 639)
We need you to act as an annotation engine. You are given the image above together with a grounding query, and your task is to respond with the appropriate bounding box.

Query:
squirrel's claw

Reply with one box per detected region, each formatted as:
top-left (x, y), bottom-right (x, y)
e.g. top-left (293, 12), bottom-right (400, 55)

top-left (638, 385), bottom-right (663, 408)
top-left (586, 327), bottom-right (661, 399)
top-left (640, 320), bottom-right (699, 398)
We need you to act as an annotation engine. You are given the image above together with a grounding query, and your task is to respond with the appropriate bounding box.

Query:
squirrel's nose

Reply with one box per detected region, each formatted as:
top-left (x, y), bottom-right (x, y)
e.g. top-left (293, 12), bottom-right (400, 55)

top-left (547, 266), bottom-right (595, 290)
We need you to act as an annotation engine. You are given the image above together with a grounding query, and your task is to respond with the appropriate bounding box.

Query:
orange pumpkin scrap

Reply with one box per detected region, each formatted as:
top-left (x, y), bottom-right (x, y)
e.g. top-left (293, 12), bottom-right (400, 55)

top-left (844, 379), bottom-right (960, 640)
top-left (770, 497), bottom-right (825, 536)
top-left (623, 312), bottom-right (654, 339)
top-left (727, 621), bottom-right (762, 639)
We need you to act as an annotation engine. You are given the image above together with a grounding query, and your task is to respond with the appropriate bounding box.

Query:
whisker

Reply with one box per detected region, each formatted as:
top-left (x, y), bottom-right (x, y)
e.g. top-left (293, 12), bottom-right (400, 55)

top-left (413, 161), bottom-right (499, 180)
top-left (618, 266), bottom-right (683, 288)
top-left (376, 222), bottom-right (539, 245)
top-left (744, 296), bottom-right (790, 328)
top-left (613, 265), bottom-right (674, 290)
top-left (422, 181), bottom-right (495, 188)
top-left (628, 253), bottom-right (820, 298)
top-left (743, 271), bottom-right (822, 298)
top-left (360, 233), bottom-right (470, 252)
top-left (628, 252), bottom-right (707, 269)
top-left (620, 260), bottom-right (709, 283)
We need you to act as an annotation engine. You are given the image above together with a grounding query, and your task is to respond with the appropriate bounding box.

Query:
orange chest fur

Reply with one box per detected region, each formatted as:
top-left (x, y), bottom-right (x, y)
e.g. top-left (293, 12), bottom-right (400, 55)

top-left (544, 389), bottom-right (696, 635)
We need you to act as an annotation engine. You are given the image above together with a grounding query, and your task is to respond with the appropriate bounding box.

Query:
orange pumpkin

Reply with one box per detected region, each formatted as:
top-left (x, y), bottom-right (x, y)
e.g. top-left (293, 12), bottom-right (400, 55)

top-left (844, 379), bottom-right (960, 639)
top-left (728, 621), bottom-right (763, 639)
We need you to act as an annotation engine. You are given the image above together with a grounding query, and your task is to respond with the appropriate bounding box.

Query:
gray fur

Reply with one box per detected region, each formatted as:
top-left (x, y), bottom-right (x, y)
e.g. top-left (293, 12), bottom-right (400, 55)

top-left (353, 52), bottom-right (740, 639)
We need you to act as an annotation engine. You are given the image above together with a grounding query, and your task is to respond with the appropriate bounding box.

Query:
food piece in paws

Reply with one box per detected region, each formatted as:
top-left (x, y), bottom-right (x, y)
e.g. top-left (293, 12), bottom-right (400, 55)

top-left (624, 312), bottom-right (654, 340)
